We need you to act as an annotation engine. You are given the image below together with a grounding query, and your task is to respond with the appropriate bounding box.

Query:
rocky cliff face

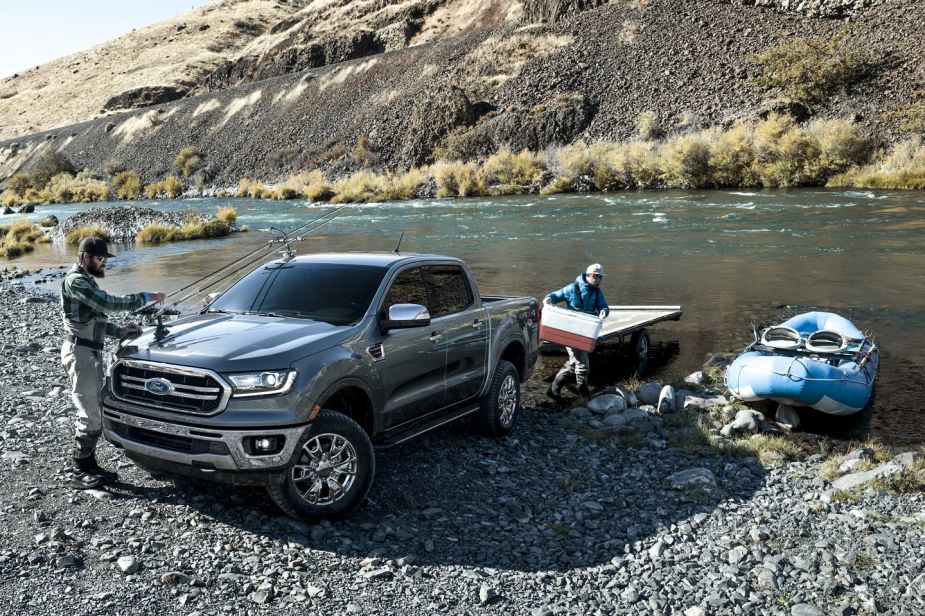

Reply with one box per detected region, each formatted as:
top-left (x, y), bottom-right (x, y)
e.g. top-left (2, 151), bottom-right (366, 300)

top-left (0, 0), bottom-right (921, 187)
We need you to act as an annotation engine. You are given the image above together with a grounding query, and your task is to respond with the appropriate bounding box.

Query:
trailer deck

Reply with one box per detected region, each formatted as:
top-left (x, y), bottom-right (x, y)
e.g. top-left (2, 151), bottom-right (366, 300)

top-left (598, 305), bottom-right (683, 343)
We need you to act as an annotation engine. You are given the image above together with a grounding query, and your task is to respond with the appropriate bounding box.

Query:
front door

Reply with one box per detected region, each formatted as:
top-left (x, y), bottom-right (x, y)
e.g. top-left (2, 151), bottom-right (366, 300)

top-left (374, 267), bottom-right (447, 428)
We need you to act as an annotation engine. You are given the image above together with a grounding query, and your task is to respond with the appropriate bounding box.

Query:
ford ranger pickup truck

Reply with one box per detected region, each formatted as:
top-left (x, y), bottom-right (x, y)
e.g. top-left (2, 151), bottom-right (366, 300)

top-left (101, 253), bottom-right (539, 520)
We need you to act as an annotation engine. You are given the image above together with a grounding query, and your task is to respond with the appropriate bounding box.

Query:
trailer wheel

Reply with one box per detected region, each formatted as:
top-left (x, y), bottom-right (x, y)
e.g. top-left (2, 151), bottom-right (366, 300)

top-left (631, 329), bottom-right (650, 372)
top-left (267, 410), bottom-right (375, 521)
top-left (474, 360), bottom-right (520, 437)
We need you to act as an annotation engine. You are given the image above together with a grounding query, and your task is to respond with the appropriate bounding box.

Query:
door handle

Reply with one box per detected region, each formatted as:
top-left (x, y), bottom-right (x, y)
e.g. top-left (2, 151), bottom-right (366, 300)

top-left (472, 319), bottom-right (483, 329)
top-left (429, 331), bottom-right (442, 344)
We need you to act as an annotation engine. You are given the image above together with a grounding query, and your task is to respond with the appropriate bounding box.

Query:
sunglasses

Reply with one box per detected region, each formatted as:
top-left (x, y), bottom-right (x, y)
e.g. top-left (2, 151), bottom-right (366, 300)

top-left (589, 273), bottom-right (602, 279)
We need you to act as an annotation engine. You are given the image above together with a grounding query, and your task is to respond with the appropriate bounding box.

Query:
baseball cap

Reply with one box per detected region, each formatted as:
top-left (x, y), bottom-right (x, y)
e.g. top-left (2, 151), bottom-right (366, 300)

top-left (586, 263), bottom-right (604, 276)
top-left (78, 236), bottom-right (116, 258)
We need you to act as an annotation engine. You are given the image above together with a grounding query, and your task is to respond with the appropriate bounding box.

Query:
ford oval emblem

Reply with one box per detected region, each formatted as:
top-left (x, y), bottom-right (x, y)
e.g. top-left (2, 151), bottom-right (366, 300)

top-left (145, 378), bottom-right (174, 395)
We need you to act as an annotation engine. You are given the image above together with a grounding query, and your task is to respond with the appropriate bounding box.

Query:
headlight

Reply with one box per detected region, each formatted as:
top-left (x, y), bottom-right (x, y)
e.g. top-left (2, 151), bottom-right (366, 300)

top-left (225, 370), bottom-right (297, 397)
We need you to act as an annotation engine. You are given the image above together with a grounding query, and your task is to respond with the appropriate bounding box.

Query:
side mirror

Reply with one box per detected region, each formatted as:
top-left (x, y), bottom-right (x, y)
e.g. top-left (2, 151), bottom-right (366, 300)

top-left (381, 303), bottom-right (431, 332)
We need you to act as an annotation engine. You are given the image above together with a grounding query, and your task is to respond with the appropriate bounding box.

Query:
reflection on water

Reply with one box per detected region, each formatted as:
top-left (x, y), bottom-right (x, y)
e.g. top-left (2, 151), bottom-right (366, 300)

top-left (13, 188), bottom-right (925, 446)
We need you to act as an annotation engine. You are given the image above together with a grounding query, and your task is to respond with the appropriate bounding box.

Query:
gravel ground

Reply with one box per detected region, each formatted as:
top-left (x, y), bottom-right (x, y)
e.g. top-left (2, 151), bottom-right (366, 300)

top-left (1, 277), bottom-right (923, 615)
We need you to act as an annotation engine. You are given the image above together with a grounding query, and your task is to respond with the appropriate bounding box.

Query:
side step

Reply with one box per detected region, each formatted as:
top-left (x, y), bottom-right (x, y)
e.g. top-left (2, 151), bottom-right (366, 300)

top-left (374, 405), bottom-right (479, 451)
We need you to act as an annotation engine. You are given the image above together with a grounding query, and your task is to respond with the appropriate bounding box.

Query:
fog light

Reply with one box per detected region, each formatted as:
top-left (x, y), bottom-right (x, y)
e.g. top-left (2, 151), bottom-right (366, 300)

top-left (246, 436), bottom-right (284, 455)
top-left (254, 437), bottom-right (276, 451)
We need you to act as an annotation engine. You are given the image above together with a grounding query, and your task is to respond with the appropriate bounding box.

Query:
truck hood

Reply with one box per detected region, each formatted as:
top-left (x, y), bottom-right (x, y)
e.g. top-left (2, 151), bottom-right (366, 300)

top-left (117, 313), bottom-right (356, 372)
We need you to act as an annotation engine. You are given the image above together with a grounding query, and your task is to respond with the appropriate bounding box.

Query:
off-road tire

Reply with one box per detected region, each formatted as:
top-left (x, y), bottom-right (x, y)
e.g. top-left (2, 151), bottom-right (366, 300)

top-left (474, 360), bottom-right (520, 437)
top-left (267, 410), bottom-right (375, 521)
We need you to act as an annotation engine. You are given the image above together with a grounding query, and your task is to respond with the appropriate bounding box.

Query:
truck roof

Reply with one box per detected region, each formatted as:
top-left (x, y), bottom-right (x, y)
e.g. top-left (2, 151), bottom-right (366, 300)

top-left (276, 252), bottom-right (461, 268)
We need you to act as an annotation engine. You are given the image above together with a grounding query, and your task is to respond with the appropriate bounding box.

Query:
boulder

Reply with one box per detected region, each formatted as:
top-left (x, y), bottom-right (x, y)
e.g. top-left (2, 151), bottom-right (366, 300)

top-left (683, 394), bottom-right (728, 410)
top-left (890, 451), bottom-right (924, 469)
top-left (685, 371), bottom-right (708, 385)
top-left (602, 414), bottom-right (626, 429)
top-left (1, 207), bottom-right (13, 215)
top-left (609, 385), bottom-right (638, 408)
top-left (657, 385), bottom-right (676, 413)
top-left (637, 382), bottom-right (663, 405)
top-left (587, 394), bottom-right (626, 415)
top-left (843, 447), bottom-right (876, 462)
top-left (832, 462), bottom-right (905, 492)
top-left (17, 204), bottom-right (34, 213)
top-left (720, 409), bottom-right (764, 437)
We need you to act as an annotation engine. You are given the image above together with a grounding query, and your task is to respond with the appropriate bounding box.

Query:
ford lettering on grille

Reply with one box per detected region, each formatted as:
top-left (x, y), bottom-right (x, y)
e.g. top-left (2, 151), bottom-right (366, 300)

top-left (145, 378), bottom-right (174, 395)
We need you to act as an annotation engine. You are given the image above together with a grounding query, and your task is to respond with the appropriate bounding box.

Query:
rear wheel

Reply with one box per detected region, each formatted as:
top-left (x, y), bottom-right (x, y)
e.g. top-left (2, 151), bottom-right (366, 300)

top-left (474, 360), bottom-right (520, 437)
top-left (630, 329), bottom-right (650, 373)
top-left (267, 410), bottom-right (375, 521)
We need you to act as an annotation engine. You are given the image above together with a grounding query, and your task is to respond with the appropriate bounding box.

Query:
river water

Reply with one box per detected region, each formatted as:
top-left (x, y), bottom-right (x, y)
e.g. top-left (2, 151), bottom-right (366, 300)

top-left (9, 189), bottom-right (925, 446)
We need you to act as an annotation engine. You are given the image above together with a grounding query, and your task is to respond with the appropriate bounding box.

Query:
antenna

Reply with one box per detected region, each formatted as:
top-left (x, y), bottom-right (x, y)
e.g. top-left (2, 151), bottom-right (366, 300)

top-left (393, 231), bottom-right (405, 254)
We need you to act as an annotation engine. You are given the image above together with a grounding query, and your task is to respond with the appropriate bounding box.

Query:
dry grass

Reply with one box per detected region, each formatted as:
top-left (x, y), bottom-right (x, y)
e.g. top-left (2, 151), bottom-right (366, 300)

top-left (137, 224), bottom-right (181, 245)
top-left (112, 171), bottom-right (141, 200)
top-left (828, 137), bottom-right (925, 189)
top-left (138, 218), bottom-right (231, 245)
top-left (65, 225), bottom-right (110, 246)
top-left (0, 220), bottom-right (49, 259)
top-left (216, 207), bottom-right (237, 225)
top-left (173, 147), bottom-right (203, 177)
top-left (458, 34), bottom-right (573, 96)
top-left (144, 176), bottom-right (184, 199)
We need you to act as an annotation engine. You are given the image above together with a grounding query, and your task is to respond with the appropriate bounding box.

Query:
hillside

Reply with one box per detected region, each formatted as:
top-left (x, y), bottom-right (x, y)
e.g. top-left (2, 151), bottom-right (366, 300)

top-left (0, 0), bottom-right (922, 189)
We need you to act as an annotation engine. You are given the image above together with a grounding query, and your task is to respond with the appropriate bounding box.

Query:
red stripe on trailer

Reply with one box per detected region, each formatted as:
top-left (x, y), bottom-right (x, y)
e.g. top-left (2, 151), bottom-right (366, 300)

top-left (539, 324), bottom-right (597, 353)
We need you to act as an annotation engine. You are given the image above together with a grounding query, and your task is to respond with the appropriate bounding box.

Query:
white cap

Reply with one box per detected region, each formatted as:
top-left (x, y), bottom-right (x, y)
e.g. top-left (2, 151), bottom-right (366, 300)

top-left (586, 263), bottom-right (604, 276)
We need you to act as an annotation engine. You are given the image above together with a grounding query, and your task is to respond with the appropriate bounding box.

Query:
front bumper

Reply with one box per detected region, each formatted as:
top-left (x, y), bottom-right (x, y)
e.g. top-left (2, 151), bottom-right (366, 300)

top-left (102, 406), bottom-right (307, 483)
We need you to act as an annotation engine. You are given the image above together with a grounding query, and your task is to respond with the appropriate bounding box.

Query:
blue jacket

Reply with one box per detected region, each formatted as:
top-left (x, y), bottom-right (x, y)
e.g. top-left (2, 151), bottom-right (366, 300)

top-left (546, 274), bottom-right (610, 317)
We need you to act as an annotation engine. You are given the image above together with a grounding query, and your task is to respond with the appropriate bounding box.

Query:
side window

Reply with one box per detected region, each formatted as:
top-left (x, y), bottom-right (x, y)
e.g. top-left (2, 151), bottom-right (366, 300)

top-left (381, 268), bottom-right (429, 316)
top-left (424, 265), bottom-right (473, 317)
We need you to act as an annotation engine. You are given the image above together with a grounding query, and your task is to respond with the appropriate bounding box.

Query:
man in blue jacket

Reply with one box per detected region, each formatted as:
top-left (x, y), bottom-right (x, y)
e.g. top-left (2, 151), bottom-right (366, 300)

top-left (544, 263), bottom-right (610, 403)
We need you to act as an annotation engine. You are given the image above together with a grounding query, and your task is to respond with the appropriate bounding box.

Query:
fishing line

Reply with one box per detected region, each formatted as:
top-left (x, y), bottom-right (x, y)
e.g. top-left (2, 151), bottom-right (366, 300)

top-left (164, 203), bottom-right (362, 309)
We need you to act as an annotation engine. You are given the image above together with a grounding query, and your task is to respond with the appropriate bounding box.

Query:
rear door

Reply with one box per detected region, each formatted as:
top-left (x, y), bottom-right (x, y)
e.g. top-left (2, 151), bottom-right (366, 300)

top-left (374, 266), bottom-right (447, 428)
top-left (424, 265), bottom-right (488, 405)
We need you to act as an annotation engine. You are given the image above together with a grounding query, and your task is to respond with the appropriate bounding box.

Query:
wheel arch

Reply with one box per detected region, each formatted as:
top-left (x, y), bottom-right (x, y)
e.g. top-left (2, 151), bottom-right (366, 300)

top-left (316, 379), bottom-right (376, 437)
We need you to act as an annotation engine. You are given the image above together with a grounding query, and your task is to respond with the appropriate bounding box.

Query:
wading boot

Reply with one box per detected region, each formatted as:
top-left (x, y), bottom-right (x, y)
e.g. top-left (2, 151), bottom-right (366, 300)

top-left (577, 382), bottom-right (592, 402)
top-left (545, 373), bottom-right (569, 406)
top-left (73, 454), bottom-right (118, 487)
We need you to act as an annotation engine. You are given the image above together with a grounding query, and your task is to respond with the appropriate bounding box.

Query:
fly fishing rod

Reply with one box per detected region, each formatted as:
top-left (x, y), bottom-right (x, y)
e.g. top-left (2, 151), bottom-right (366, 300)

top-left (136, 202), bottom-right (362, 319)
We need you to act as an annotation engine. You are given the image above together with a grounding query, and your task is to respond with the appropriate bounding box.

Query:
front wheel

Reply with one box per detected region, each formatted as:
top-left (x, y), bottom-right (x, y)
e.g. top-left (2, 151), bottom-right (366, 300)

top-left (474, 360), bottom-right (520, 437)
top-left (267, 410), bottom-right (375, 521)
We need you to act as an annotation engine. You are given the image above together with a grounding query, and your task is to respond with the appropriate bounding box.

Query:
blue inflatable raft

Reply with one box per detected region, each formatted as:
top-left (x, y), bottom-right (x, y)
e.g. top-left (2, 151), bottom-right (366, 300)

top-left (725, 312), bottom-right (878, 416)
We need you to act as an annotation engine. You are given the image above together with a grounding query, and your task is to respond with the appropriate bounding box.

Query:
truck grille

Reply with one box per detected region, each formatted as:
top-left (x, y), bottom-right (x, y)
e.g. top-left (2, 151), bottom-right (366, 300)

top-left (112, 360), bottom-right (230, 415)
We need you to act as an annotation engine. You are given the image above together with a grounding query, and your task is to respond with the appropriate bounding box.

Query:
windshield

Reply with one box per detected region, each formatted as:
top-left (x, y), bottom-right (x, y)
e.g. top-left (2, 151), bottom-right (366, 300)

top-left (209, 262), bottom-right (388, 326)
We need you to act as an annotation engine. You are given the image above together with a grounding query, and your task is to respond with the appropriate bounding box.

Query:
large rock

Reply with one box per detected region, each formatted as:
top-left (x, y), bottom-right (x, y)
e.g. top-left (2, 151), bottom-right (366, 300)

top-left (587, 394), bottom-right (626, 414)
top-left (656, 385), bottom-right (676, 413)
top-left (831, 462), bottom-right (905, 492)
top-left (890, 451), bottom-right (924, 469)
top-left (103, 86), bottom-right (187, 112)
top-left (637, 382), bottom-right (663, 405)
top-left (720, 409), bottom-right (764, 437)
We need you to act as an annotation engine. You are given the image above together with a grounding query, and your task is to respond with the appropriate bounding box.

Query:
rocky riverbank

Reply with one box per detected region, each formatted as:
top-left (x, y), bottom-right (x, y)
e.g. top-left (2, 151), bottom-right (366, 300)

top-left (1, 280), bottom-right (923, 615)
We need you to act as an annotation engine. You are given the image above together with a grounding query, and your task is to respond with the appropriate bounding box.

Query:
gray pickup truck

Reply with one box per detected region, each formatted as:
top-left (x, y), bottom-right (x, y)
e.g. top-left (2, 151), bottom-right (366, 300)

top-left (101, 252), bottom-right (539, 520)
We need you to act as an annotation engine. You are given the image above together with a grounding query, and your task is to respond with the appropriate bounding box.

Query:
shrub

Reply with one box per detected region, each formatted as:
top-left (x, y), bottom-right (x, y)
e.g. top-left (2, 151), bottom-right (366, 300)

top-left (46, 173), bottom-right (111, 203)
top-left (162, 176), bottom-right (184, 199)
top-left (112, 171), bottom-right (141, 200)
top-left (481, 147), bottom-right (547, 187)
top-left (272, 186), bottom-right (300, 200)
top-left (432, 161), bottom-right (486, 198)
top-left (181, 219), bottom-right (231, 239)
top-left (137, 224), bottom-right (181, 245)
top-left (351, 135), bottom-right (378, 167)
top-left (39, 216), bottom-right (58, 227)
top-left (216, 207), bottom-right (237, 224)
top-left (707, 123), bottom-right (758, 186)
top-left (827, 137), bottom-right (925, 189)
top-left (66, 225), bottom-right (110, 245)
top-left (539, 176), bottom-right (575, 195)
top-left (283, 170), bottom-right (333, 202)
top-left (378, 168), bottom-right (427, 201)
top-left (2, 193), bottom-right (22, 207)
top-left (236, 178), bottom-right (270, 199)
top-left (173, 146), bottom-right (204, 177)
top-left (749, 28), bottom-right (880, 104)
top-left (4, 172), bottom-right (33, 196)
top-left (330, 170), bottom-right (388, 203)
top-left (661, 134), bottom-right (713, 188)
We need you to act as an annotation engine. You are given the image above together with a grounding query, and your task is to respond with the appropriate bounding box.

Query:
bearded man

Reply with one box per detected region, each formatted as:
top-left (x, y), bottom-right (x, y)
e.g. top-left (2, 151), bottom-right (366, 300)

top-left (60, 236), bottom-right (166, 489)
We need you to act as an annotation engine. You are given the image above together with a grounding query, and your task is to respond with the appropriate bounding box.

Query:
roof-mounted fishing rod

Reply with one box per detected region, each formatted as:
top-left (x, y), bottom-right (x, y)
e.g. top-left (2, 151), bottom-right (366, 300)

top-left (136, 202), bottom-right (362, 317)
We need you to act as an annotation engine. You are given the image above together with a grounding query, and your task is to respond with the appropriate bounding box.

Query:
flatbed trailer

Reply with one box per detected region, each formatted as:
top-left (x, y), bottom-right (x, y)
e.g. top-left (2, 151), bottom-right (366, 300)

top-left (541, 305), bottom-right (682, 369)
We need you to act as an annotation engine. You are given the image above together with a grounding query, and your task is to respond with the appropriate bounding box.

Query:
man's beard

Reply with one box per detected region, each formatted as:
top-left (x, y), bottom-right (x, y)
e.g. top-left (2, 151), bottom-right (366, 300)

top-left (86, 261), bottom-right (105, 278)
